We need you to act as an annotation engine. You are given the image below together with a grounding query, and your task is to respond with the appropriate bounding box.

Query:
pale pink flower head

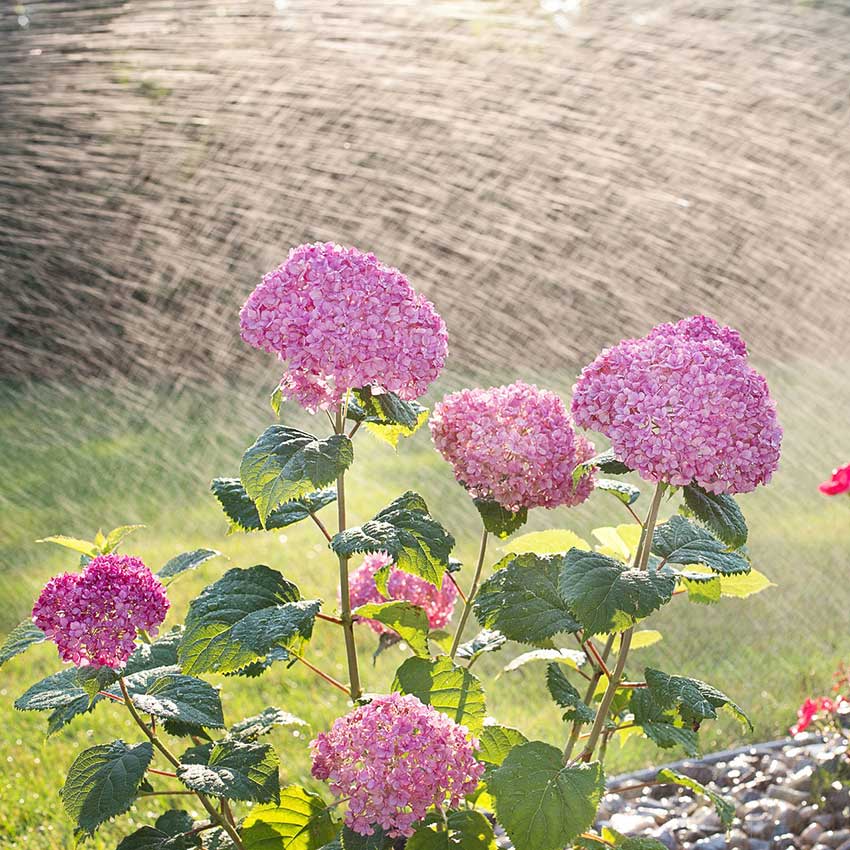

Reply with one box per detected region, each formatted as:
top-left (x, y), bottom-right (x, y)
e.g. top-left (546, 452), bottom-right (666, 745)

top-left (348, 552), bottom-right (458, 634)
top-left (429, 380), bottom-right (595, 511)
top-left (310, 692), bottom-right (484, 837)
top-left (572, 316), bottom-right (782, 494)
top-left (239, 242), bottom-right (448, 411)
top-left (32, 554), bottom-right (169, 669)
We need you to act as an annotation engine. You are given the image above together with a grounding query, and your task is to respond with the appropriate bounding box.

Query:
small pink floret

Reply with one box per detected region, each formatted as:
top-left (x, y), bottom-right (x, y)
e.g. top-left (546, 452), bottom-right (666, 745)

top-left (239, 242), bottom-right (448, 411)
top-left (429, 380), bottom-right (595, 511)
top-left (310, 692), bottom-right (484, 837)
top-left (32, 554), bottom-right (169, 669)
top-left (571, 315), bottom-right (782, 495)
top-left (348, 552), bottom-right (458, 634)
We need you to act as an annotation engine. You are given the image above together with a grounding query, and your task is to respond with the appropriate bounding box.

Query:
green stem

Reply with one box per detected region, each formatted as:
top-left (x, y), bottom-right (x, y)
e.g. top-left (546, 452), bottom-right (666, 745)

top-left (118, 678), bottom-right (247, 850)
top-left (577, 482), bottom-right (666, 763)
top-left (450, 527), bottom-right (489, 660)
top-left (564, 633), bottom-right (614, 762)
top-left (335, 405), bottom-right (362, 700)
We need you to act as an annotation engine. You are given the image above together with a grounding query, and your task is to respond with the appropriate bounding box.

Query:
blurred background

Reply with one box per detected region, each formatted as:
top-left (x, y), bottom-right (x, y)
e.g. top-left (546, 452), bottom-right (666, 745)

top-left (2, 0), bottom-right (850, 846)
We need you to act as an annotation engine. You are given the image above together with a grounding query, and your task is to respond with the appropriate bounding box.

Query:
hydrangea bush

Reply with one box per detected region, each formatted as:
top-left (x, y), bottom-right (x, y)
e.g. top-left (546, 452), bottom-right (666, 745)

top-left (1, 242), bottom-right (783, 850)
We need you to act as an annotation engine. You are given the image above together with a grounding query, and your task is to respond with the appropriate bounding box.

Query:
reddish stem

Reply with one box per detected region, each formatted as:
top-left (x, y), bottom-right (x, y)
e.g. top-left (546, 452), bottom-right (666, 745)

top-left (97, 690), bottom-right (125, 703)
top-left (446, 572), bottom-right (468, 604)
top-left (293, 653), bottom-right (351, 696)
top-left (148, 768), bottom-right (178, 778)
top-left (309, 511), bottom-right (333, 543)
top-left (317, 611), bottom-right (344, 625)
top-left (584, 640), bottom-right (613, 679)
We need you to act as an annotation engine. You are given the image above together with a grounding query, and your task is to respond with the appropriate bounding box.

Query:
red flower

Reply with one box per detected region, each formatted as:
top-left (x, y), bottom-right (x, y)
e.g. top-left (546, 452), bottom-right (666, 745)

top-left (820, 463), bottom-right (850, 496)
top-left (790, 696), bottom-right (842, 735)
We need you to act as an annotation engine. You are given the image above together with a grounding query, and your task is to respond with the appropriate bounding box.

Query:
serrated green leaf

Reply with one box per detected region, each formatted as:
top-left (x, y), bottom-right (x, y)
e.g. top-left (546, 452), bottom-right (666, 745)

top-left (179, 565), bottom-right (318, 675)
top-left (473, 499), bottom-right (528, 539)
top-left (15, 668), bottom-right (102, 736)
top-left (681, 485), bottom-right (748, 549)
top-left (406, 811), bottom-right (496, 849)
top-left (177, 739), bottom-right (280, 803)
top-left (271, 386), bottom-right (284, 417)
top-left (124, 671), bottom-right (225, 728)
top-left (61, 740), bottom-right (153, 835)
top-left (601, 828), bottom-right (671, 850)
top-left (0, 620), bottom-right (45, 669)
top-left (393, 656), bottom-right (486, 733)
top-left (474, 553), bottom-right (581, 643)
top-left (116, 810), bottom-right (201, 849)
top-left (503, 647), bottom-right (587, 673)
top-left (355, 601), bottom-right (430, 657)
top-left (596, 480), bottom-right (641, 505)
top-left (592, 524), bottom-right (642, 563)
top-left (546, 664), bottom-right (594, 723)
top-left (348, 387), bottom-right (429, 447)
top-left (629, 689), bottom-right (699, 756)
top-left (488, 741), bottom-right (604, 850)
top-left (682, 574), bottom-right (722, 604)
top-left (560, 550), bottom-right (676, 634)
top-left (477, 725), bottom-right (529, 766)
top-left (227, 708), bottom-right (306, 741)
top-left (211, 478), bottom-right (337, 535)
top-left (331, 492), bottom-right (454, 589)
top-left (103, 524), bottom-right (146, 553)
top-left (241, 785), bottom-right (338, 849)
top-left (240, 426), bottom-right (353, 524)
top-left (652, 516), bottom-right (750, 576)
top-left (36, 535), bottom-right (98, 556)
top-left (455, 629), bottom-right (506, 663)
top-left (644, 667), bottom-right (751, 730)
top-left (612, 630), bottom-right (662, 652)
top-left (656, 768), bottom-right (734, 828)
top-left (500, 529), bottom-right (591, 556)
top-left (676, 564), bottom-right (774, 599)
top-left (574, 449), bottom-right (631, 484)
top-left (340, 826), bottom-right (390, 849)
top-left (641, 722), bottom-right (700, 756)
top-left (158, 549), bottom-right (221, 580)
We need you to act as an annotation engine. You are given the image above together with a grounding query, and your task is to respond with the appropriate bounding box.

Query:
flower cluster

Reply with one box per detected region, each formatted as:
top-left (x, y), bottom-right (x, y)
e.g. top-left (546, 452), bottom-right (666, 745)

top-left (790, 695), bottom-right (846, 735)
top-left (348, 552), bottom-right (458, 634)
top-left (572, 315), bottom-right (782, 494)
top-left (429, 380), bottom-right (595, 511)
top-left (240, 242), bottom-right (448, 411)
top-left (311, 693), bottom-right (484, 837)
top-left (32, 554), bottom-right (169, 668)
top-left (819, 463), bottom-right (850, 496)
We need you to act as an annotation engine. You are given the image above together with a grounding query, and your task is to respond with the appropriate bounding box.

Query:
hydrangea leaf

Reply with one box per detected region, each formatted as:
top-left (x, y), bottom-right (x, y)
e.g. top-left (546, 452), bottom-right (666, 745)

top-left (348, 387), bottom-right (429, 447)
top-left (211, 478), bottom-right (337, 535)
top-left (473, 499), bottom-right (528, 539)
top-left (546, 663), bottom-right (594, 723)
top-left (559, 550), bottom-right (676, 634)
top-left (455, 629), bottom-right (506, 663)
top-left (681, 485), bottom-right (748, 549)
top-left (656, 768), bottom-right (734, 828)
top-left (227, 708), bottom-right (307, 742)
top-left (651, 516), bottom-right (750, 576)
top-left (121, 670), bottom-right (225, 728)
top-left (116, 810), bottom-right (200, 849)
top-left (36, 535), bottom-right (99, 557)
top-left (354, 601), bottom-right (430, 657)
top-left (681, 574), bottom-right (722, 605)
top-left (591, 525), bottom-right (642, 562)
top-left (15, 668), bottom-right (105, 735)
top-left (473, 553), bottom-right (581, 644)
top-left (241, 785), bottom-right (338, 850)
top-left (407, 810), bottom-right (496, 849)
top-left (179, 565), bottom-right (318, 675)
top-left (176, 739), bottom-right (280, 803)
top-left (331, 492), bottom-right (454, 589)
top-left (580, 828), bottom-right (670, 850)
top-left (270, 385), bottom-right (284, 418)
top-left (61, 740), bottom-right (153, 836)
top-left (158, 549), bottom-right (222, 581)
top-left (573, 449), bottom-right (632, 484)
top-left (596, 479), bottom-right (641, 506)
top-left (676, 564), bottom-right (774, 599)
top-left (103, 524), bottom-right (147, 554)
top-left (488, 741), bottom-right (605, 850)
top-left (392, 656), bottom-right (486, 734)
top-left (629, 689), bottom-right (699, 756)
top-left (503, 647), bottom-right (587, 673)
top-left (500, 529), bottom-right (591, 556)
top-left (613, 630), bottom-right (662, 651)
top-left (644, 667), bottom-right (752, 730)
top-left (240, 426), bottom-right (353, 525)
top-left (0, 620), bottom-right (45, 669)
top-left (477, 725), bottom-right (529, 766)
top-left (340, 826), bottom-right (390, 849)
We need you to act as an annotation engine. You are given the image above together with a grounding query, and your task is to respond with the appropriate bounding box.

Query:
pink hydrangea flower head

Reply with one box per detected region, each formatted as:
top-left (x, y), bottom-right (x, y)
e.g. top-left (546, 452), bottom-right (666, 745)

top-left (429, 380), bottom-right (595, 511)
top-left (32, 554), bottom-right (170, 669)
top-left (348, 552), bottom-right (458, 634)
top-left (311, 692), bottom-right (484, 837)
top-left (239, 242), bottom-right (448, 411)
top-left (571, 315), bottom-right (782, 494)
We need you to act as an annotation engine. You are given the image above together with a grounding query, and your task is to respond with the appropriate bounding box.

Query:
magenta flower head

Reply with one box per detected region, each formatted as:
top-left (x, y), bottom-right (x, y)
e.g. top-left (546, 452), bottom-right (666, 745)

top-left (239, 242), bottom-right (448, 411)
top-left (32, 554), bottom-right (169, 669)
top-left (311, 692), bottom-right (484, 837)
top-left (348, 552), bottom-right (458, 633)
top-left (571, 315), bottom-right (782, 494)
top-left (429, 380), bottom-right (595, 511)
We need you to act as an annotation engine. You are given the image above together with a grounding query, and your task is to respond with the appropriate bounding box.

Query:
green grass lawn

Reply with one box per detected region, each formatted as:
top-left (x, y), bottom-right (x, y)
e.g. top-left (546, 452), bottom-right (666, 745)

top-left (0, 368), bottom-right (848, 849)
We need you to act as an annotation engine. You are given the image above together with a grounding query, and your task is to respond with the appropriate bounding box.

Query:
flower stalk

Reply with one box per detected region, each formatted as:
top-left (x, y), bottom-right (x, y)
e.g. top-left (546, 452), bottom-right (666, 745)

top-left (449, 527), bottom-right (489, 659)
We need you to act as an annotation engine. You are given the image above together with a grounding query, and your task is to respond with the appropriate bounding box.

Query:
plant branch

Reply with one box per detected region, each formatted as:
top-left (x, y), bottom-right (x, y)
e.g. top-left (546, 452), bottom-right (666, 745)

top-left (347, 420), bottom-right (363, 439)
top-left (449, 526), bottom-right (489, 659)
top-left (583, 638), bottom-right (612, 679)
top-left (446, 571), bottom-right (468, 604)
top-left (291, 652), bottom-right (351, 696)
top-left (309, 511), bottom-right (333, 543)
top-left (564, 633), bottom-right (615, 762)
top-left (316, 611), bottom-right (343, 625)
top-left (335, 404), bottom-right (362, 700)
